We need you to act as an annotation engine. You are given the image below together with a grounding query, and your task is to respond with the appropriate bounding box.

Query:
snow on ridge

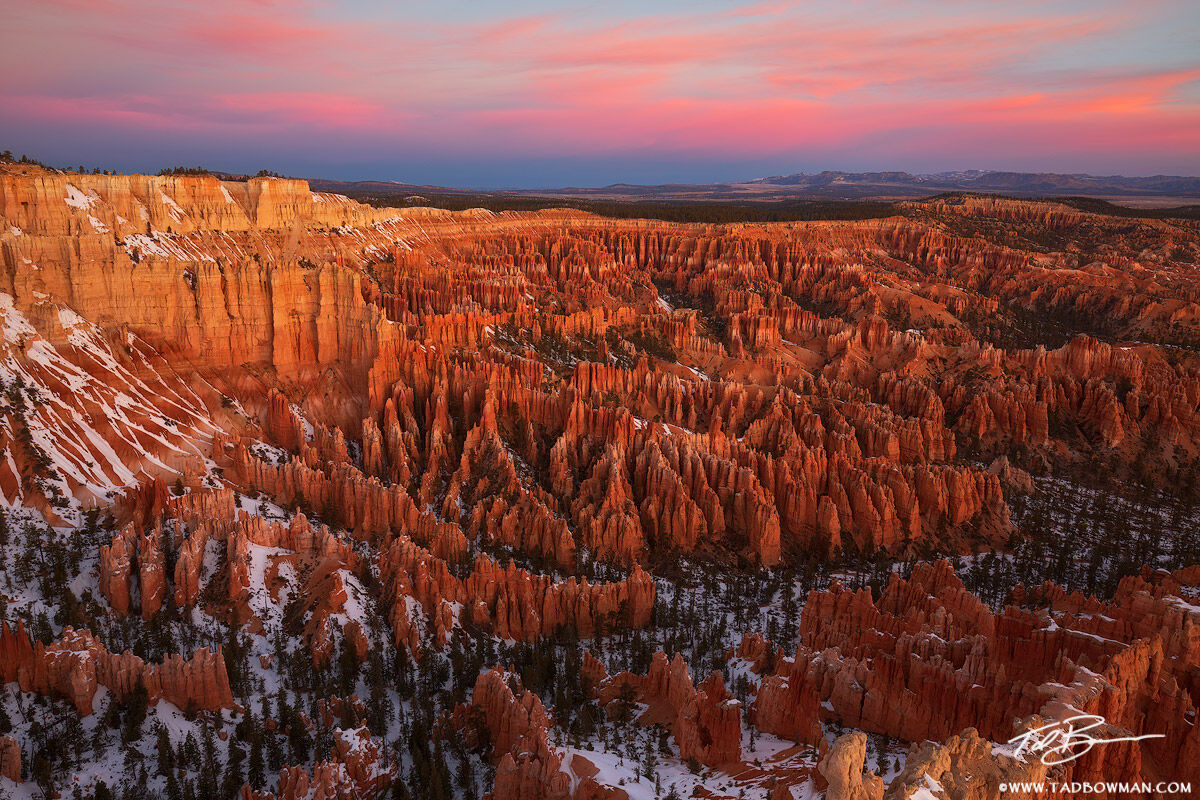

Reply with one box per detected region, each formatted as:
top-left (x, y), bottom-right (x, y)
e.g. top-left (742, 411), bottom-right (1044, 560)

top-left (121, 231), bottom-right (218, 263)
top-left (64, 183), bottom-right (98, 210)
top-left (159, 190), bottom-right (187, 220)
top-left (0, 291), bottom-right (217, 516)
top-left (0, 292), bottom-right (37, 340)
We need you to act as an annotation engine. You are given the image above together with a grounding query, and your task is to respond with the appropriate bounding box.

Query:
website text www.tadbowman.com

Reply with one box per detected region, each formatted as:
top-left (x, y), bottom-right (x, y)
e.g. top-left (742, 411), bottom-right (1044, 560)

top-left (999, 781), bottom-right (1192, 795)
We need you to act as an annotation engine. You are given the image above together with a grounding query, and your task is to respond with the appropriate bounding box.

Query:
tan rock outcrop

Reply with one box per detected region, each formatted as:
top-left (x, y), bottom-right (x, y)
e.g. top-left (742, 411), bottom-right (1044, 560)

top-left (818, 732), bottom-right (884, 800)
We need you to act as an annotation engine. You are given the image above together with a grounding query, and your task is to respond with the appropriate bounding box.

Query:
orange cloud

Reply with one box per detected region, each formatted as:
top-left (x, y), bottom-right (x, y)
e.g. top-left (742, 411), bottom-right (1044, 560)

top-left (3, 0), bottom-right (1197, 177)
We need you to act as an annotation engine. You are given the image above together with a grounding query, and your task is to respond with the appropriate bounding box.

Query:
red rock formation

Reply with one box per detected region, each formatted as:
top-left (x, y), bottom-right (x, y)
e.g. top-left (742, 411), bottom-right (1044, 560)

top-left (572, 446), bottom-right (646, 565)
top-left (751, 672), bottom-right (822, 746)
top-left (4, 167), bottom-right (1197, 533)
top-left (5, 165), bottom-right (1200, 800)
top-left (0, 623), bottom-right (234, 715)
top-left (240, 727), bottom-right (396, 800)
top-left (381, 536), bottom-right (654, 651)
top-left (99, 485), bottom-right (371, 668)
top-left (463, 667), bottom-right (631, 800)
top-left (727, 561), bottom-right (1200, 792)
top-left (264, 388), bottom-right (305, 451)
top-left (675, 672), bottom-right (742, 765)
top-left (470, 668), bottom-right (554, 761)
top-left (98, 519), bottom-right (172, 620)
top-left (491, 734), bottom-right (574, 800)
top-left (593, 652), bottom-right (742, 767)
top-left (99, 524), bottom-right (137, 617)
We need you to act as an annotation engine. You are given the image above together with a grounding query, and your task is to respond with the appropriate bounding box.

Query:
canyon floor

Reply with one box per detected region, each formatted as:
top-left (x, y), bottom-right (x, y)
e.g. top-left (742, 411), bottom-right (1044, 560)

top-left (0, 162), bottom-right (1197, 799)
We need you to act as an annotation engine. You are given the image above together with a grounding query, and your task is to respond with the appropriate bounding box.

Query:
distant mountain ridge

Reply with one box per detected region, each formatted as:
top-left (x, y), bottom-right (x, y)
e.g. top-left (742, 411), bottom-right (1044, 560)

top-left (749, 170), bottom-right (1200, 196)
top-left (304, 169), bottom-right (1200, 204)
top-left (307, 177), bottom-right (463, 195)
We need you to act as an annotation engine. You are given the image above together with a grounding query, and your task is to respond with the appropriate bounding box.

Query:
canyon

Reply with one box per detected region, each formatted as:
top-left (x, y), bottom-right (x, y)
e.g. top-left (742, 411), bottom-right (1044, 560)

top-left (0, 161), bottom-right (1196, 799)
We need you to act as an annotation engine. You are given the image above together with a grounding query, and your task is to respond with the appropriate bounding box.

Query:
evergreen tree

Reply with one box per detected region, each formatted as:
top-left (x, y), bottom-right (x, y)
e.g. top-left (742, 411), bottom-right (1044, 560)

top-left (156, 726), bottom-right (174, 777)
top-left (222, 740), bottom-right (245, 798)
top-left (122, 681), bottom-right (150, 743)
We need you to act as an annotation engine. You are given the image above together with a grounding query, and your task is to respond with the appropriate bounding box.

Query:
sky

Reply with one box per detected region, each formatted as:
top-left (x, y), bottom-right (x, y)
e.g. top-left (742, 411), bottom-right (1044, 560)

top-left (2, 0), bottom-right (1198, 187)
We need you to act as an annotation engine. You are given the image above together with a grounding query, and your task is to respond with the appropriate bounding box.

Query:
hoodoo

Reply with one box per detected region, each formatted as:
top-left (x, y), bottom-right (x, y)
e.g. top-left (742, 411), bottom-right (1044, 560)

top-left (0, 161), bottom-right (1196, 799)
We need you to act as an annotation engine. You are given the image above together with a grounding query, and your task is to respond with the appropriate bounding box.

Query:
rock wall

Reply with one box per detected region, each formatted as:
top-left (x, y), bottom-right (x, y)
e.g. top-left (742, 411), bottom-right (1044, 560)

top-left (0, 623), bottom-right (234, 715)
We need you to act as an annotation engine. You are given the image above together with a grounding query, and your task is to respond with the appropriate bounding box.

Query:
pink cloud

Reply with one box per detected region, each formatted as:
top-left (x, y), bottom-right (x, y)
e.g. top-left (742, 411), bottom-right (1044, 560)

top-left (3, 0), bottom-right (1197, 173)
top-left (210, 93), bottom-right (394, 127)
top-left (8, 91), bottom-right (401, 132)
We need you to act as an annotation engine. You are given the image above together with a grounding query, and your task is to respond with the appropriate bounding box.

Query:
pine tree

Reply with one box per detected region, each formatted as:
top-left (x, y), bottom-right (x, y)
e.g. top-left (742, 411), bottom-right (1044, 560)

top-left (391, 776), bottom-right (412, 800)
top-left (166, 772), bottom-right (182, 800)
top-left (455, 756), bottom-right (475, 790)
top-left (31, 753), bottom-right (53, 796)
top-left (157, 726), bottom-right (175, 777)
top-left (122, 680), bottom-right (150, 743)
top-left (246, 712), bottom-right (265, 788)
top-left (222, 740), bottom-right (245, 798)
top-left (287, 705), bottom-right (311, 762)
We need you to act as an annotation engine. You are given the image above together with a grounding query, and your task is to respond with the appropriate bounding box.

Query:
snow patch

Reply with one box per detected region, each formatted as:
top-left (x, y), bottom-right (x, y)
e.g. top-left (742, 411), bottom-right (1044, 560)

top-left (64, 183), bottom-right (97, 209)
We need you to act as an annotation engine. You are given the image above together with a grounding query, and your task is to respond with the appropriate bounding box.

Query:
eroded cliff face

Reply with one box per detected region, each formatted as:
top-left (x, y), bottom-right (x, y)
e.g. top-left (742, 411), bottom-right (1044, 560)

top-left (5, 166), bottom-right (1198, 560)
top-left (0, 164), bottom-right (1198, 799)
